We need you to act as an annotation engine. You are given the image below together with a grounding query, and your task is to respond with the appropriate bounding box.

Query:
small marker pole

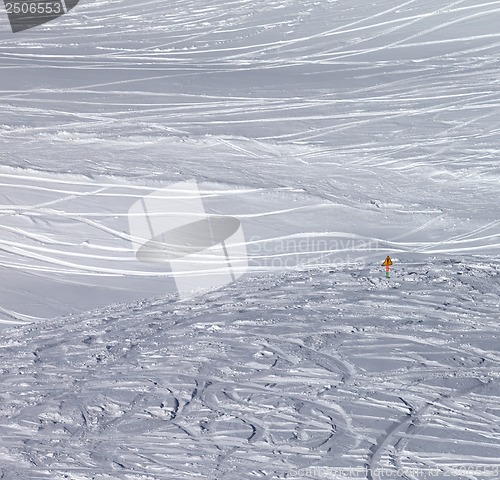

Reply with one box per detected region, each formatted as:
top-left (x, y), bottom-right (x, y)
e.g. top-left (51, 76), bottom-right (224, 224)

top-left (382, 255), bottom-right (392, 279)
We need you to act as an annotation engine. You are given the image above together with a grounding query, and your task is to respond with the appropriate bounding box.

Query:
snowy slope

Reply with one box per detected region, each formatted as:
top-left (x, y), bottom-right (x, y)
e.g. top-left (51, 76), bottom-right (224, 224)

top-left (1, 137), bottom-right (499, 324)
top-left (1, 0), bottom-right (500, 323)
top-left (1, 261), bottom-right (500, 479)
top-left (1, 0), bottom-right (500, 477)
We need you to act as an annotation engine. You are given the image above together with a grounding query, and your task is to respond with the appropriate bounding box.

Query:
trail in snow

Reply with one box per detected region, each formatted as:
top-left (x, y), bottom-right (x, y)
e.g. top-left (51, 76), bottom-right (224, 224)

top-left (0, 260), bottom-right (499, 479)
top-left (1, 0), bottom-right (500, 478)
top-left (1, 0), bottom-right (500, 323)
top-left (1, 155), bottom-right (499, 325)
top-left (2, 0), bottom-right (500, 172)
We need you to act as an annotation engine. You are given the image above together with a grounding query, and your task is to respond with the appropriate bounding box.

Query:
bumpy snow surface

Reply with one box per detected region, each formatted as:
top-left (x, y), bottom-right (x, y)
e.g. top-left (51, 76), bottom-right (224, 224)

top-left (1, 0), bottom-right (500, 478)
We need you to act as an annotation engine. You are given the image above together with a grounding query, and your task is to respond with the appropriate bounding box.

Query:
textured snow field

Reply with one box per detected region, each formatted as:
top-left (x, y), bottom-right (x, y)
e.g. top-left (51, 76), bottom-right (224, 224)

top-left (1, 0), bottom-right (500, 478)
top-left (0, 263), bottom-right (500, 479)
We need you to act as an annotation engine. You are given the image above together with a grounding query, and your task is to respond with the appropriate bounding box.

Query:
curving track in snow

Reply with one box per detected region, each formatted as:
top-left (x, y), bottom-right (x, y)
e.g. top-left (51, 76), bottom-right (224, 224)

top-left (0, 261), bottom-right (499, 478)
top-left (1, 0), bottom-right (500, 477)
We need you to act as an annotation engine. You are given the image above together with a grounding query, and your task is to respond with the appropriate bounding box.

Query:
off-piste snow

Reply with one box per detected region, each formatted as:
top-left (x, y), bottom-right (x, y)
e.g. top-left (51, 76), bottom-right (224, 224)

top-left (0, 0), bottom-right (499, 478)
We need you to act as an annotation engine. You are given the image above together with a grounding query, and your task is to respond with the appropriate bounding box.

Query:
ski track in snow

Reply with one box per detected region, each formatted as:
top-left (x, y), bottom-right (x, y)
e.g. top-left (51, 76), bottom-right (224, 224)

top-left (0, 264), bottom-right (499, 479)
top-left (1, 161), bottom-right (499, 324)
top-left (1, 0), bottom-right (500, 478)
top-left (1, 0), bottom-right (500, 172)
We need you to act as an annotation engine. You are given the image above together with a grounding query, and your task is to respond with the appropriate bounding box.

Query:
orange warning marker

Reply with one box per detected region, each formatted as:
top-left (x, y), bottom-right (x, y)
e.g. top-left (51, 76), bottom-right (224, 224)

top-left (381, 255), bottom-right (393, 278)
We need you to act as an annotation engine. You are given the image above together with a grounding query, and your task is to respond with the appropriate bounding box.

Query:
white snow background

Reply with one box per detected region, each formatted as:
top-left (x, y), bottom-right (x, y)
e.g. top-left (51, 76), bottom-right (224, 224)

top-left (0, 0), bottom-right (499, 478)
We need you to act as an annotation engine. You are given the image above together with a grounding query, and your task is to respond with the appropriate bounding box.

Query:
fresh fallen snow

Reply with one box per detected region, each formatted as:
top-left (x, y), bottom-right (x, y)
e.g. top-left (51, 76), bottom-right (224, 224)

top-left (1, 0), bottom-right (500, 477)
